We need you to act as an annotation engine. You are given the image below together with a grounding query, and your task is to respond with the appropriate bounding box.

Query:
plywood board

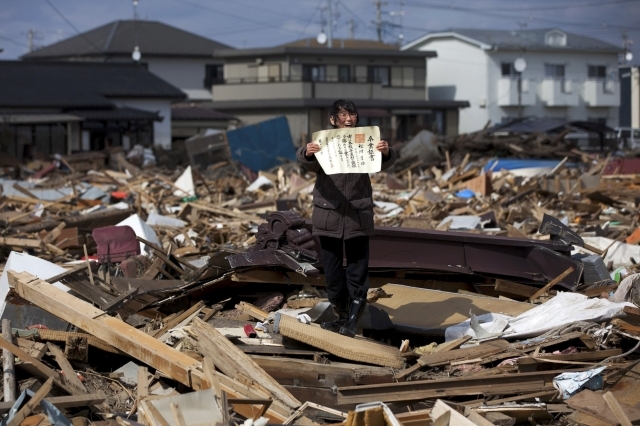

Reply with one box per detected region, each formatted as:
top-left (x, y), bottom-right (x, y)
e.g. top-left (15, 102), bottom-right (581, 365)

top-left (372, 284), bottom-right (533, 333)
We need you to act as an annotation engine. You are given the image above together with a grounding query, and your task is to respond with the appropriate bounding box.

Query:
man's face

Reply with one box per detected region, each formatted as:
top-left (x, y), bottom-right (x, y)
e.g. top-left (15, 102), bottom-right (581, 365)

top-left (331, 109), bottom-right (357, 128)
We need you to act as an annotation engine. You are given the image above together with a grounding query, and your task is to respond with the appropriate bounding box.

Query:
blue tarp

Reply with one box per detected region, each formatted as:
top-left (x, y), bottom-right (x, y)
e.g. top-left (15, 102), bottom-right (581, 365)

top-left (484, 158), bottom-right (576, 172)
top-left (226, 116), bottom-right (297, 172)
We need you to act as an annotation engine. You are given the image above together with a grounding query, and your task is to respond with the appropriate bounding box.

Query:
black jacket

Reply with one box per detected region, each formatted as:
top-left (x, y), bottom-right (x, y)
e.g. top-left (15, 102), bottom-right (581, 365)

top-left (296, 145), bottom-right (397, 240)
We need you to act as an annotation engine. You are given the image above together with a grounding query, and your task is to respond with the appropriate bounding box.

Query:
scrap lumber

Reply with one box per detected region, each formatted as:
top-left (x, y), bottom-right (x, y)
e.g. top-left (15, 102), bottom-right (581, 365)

top-left (603, 392), bottom-right (633, 426)
top-left (251, 356), bottom-right (396, 388)
top-left (9, 270), bottom-right (200, 387)
top-left (0, 334), bottom-right (83, 395)
top-left (7, 376), bottom-right (54, 426)
top-left (46, 342), bottom-right (88, 392)
top-left (3, 319), bottom-right (16, 402)
top-left (528, 267), bottom-right (575, 302)
top-left (274, 313), bottom-right (405, 369)
top-left (417, 339), bottom-right (510, 367)
top-left (8, 270), bottom-right (292, 423)
top-left (337, 370), bottom-right (563, 405)
top-left (0, 394), bottom-right (105, 414)
top-left (191, 317), bottom-right (301, 410)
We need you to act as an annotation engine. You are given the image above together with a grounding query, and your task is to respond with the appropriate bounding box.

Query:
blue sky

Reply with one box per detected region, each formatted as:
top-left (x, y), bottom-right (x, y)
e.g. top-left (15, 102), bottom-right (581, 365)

top-left (1, 0), bottom-right (638, 61)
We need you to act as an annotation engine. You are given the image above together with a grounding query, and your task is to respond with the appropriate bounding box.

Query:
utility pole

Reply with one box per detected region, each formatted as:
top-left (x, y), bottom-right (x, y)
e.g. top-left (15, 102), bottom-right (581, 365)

top-left (27, 29), bottom-right (34, 53)
top-left (349, 19), bottom-right (355, 39)
top-left (327, 0), bottom-right (333, 48)
top-left (376, 0), bottom-right (382, 42)
top-left (25, 29), bottom-right (43, 53)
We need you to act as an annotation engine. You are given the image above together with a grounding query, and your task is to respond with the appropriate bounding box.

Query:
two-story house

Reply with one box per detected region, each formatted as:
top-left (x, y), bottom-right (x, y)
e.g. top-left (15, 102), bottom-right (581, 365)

top-left (205, 38), bottom-right (469, 145)
top-left (0, 61), bottom-right (185, 158)
top-left (21, 20), bottom-right (232, 101)
top-left (402, 29), bottom-right (622, 134)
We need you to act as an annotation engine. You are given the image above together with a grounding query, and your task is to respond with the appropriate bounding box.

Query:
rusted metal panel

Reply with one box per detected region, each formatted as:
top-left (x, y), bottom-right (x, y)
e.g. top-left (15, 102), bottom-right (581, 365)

top-left (369, 226), bottom-right (582, 290)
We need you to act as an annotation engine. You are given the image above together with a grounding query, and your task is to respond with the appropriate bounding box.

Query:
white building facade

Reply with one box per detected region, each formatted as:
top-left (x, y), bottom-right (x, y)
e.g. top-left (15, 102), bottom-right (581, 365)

top-left (402, 29), bottom-right (622, 134)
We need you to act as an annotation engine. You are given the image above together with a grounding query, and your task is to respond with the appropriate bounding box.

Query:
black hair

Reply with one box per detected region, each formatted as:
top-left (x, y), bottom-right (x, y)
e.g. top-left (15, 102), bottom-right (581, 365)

top-left (329, 99), bottom-right (359, 128)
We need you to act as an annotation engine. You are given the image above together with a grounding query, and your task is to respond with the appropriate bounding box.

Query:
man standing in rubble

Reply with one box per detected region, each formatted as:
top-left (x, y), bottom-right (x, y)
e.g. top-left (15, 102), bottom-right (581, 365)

top-left (296, 99), bottom-right (397, 337)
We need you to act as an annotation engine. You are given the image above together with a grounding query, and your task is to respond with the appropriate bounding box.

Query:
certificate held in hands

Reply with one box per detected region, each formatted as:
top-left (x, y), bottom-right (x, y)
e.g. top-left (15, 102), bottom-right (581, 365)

top-left (311, 126), bottom-right (382, 175)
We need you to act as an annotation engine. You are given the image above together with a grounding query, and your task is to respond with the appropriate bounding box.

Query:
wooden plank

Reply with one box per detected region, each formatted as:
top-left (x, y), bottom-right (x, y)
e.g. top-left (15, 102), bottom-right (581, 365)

top-left (46, 342), bottom-right (88, 392)
top-left (235, 302), bottom-right (268, 322)
top-left (465, 390), bottom-right (557, 408)
top-left (0, 394), bottom-right (105, 414)
top-left (0, 335), bottom-right (81, 395)
top-left (494, 280), bottom-right (537, 298)
top-left (275, 313), bottom-right (405, 369)
top-left (152, 301), bottom-right (205, 338)
top-left (417, 339), bottom-right (510, 367)
top-left (603, 392), bottom-right (633, 426)
top-left (191, 317), bottom-right (301, 411)
top-left (251, 356), bottom-right (395, 388)
top-left (584, 283), bottom-right (619, 298)
top-left (518, 349), bottom-right (621, 372)
top-left (0, 237), bottom-right (42, 249)
top-left (528, 267), bottom-right (574, 302)
top-left (3, 319), bottom-right (16, 402)
top-left (9, 271), bottom-right (199, 388)
top-left (9, 271), bottom-right (292, 423)
top-left (7, 377), bottom-right (53, 426)
top-left (394, 336), bottom-right (472, 380)
top-left (45, 263), bottom-right (88, 284)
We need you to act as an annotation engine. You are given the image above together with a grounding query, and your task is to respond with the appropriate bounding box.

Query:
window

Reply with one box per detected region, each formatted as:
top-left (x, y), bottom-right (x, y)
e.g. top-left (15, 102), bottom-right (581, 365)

top-left (367, 66), bottom-right (390, 86)
top-left (545, 30), bottom-right (567, 47)
top-left (544, 64), bottom-right (565, 79)
top-left (338, 65), bottom-right (350, 82)
top-left (501, 62), bottom-right (521, 78)
top-left (204, 64), bottom-right (224, 87)
top-left (588, 65), bottom-right (607, 79)
top-left (302, 64), bottom-right (326, 82)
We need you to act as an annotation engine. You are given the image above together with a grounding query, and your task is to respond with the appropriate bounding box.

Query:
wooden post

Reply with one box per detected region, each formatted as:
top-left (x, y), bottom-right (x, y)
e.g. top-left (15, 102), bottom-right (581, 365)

top-left (2, 319), bottom-right (16, 403)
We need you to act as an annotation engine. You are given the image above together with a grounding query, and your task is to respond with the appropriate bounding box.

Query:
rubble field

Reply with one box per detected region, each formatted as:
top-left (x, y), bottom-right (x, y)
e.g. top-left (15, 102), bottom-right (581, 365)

top-left (1, 133), bottom-right (640, 426)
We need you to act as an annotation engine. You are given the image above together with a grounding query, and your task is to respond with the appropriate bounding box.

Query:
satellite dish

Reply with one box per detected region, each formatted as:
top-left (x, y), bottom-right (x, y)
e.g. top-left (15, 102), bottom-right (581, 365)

top-left (317, 32), bottom-right (327, 45)
top-left (514, 57), bottom-right (527, 73)
top-left (626, 52), bottom-right (634, 62)
top-left (132, 46), bottom-right (141, 62)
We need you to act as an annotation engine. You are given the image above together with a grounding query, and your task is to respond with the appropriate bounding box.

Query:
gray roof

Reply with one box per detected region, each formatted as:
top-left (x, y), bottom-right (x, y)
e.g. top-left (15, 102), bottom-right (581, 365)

top-left (213, 45), bottom-right (435, 59)
top-left (22, 20), bottom-right (233, 60)
top-left (0, 61), bottom-right (185, 108)
top-left (407, 28), bottom-right (621, 52)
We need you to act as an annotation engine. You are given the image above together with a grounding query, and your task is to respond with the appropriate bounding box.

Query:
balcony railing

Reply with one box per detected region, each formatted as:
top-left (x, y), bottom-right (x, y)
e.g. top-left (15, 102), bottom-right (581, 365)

top-left (540, 78), bottom-right (579, 107)
top-left (583, 79), bottom-right (619, 107)
top-left (211, 80), bottom-right (426, 102)
top-left (497, 78), bottom-right (536, 107)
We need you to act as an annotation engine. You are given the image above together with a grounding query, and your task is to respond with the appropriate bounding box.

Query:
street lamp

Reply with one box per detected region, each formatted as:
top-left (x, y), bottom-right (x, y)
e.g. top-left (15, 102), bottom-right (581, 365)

top-left (514, 57), bottom-right (527, 119)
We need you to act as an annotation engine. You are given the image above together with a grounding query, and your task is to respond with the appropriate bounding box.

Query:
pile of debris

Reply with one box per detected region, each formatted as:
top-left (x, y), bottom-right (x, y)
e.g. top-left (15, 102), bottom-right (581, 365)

top-left (1, 140), bottom-right (640, 425)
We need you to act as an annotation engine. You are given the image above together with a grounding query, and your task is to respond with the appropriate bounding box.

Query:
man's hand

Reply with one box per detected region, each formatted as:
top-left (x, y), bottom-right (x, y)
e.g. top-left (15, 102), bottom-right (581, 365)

top-left (376, 140), bottom-right (389, 157)
top-left (305, 142), bottom-right (321, 158)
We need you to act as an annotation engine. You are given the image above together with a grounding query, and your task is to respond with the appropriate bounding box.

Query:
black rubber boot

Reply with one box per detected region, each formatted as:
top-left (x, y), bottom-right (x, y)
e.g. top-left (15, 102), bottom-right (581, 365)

top-left (321, 300), bottom-right (348, 332)
top-left (339, 298), bottom-right (367, 338)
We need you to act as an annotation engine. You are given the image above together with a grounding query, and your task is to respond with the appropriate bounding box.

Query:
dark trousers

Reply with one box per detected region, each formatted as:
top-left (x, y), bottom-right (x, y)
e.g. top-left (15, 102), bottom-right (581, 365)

top-left (319, 236), bottom-right (370, 302)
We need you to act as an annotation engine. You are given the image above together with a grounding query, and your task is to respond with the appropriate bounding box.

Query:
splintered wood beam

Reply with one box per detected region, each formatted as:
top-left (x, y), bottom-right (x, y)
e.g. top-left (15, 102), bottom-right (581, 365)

top-left (0, 335), bottom-right (81, 396)
top-left (8, 271), bottom-right (291, 423)
top-left (9, 270), bottom-right (199, 389)
top-left (191, 317), bottom-right (301, 411)
top-left (528, 267), bottom-right (575, 302)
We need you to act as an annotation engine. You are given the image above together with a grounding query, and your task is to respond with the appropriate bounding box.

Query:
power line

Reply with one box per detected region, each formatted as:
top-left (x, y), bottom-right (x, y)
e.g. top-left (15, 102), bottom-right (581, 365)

top-left (43, 0), bottom-right (102, 52)
top-left (0, 34), bottom-right (28, 48)
top-left (296, 0), bottom-right (325, 40)
top-left (169, 0), bottom-right (307, 36)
